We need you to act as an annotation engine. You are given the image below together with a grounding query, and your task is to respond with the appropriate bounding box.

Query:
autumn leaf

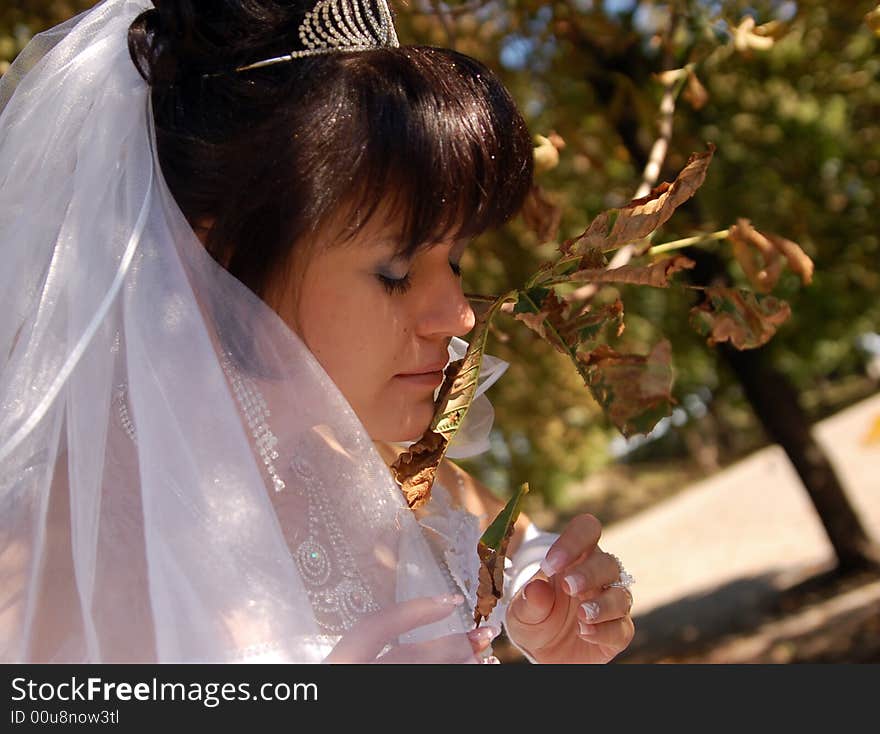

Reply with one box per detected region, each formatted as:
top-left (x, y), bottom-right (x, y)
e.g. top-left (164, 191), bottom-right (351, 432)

top-left (474, 482), bottom-right (530, 626)
top-left (391, 294), bottom-right (514, 509)
top-left (521, 184), bottom-right (562, 243)
top-left (512, 287), bottom-right (625, 357)
top-left (577, 340), bottom-right (675, 438)
top-left (729, 218), bottom-right (813, 292)
top-left (684, 69), bottom-right (709, 110)
top-left (690, 287), bottom-right (792, 350)
top-left (733, 16), bottom-right (776, 53)
top-left (560, 145), bottom-right (715, 258)
top-left (766, 232), bottom-right (814, 286)
top-left (388, 430), bottom-right (447, 509)
top-left (533, 133), bottom-right (565, 174)
top-left (542, 255), bottom-right (696, 289)
top-left (868, 6), bottom-right (880, 37)
top-left (729, 218), bottom-right (784, 293)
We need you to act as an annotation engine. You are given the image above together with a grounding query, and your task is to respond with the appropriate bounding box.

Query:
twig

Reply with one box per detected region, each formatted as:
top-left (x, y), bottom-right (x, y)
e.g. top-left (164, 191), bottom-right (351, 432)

top-left (561, 1), bottom-right (688, 304)
top-left (633, 80), bottom-right (677, 201)
top-left (566, 71), bottom-right (683, 303)
top-left (648, 229), bottom-right (729, 256)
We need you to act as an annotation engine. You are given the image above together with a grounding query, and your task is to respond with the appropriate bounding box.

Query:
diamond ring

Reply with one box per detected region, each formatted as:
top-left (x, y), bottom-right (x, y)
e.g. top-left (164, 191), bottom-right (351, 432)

top-left (605, 553), bottom-right (635, 590)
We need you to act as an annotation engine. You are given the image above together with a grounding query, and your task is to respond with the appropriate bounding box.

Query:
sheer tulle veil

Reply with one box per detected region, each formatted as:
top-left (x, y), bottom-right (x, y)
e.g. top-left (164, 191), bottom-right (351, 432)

top-left (0, 0), bottom-right (507, 662)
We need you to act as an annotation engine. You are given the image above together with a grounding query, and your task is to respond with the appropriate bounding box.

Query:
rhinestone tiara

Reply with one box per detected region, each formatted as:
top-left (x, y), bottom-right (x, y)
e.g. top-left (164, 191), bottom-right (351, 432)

top-left (236, 0), bottom-right (400, 72)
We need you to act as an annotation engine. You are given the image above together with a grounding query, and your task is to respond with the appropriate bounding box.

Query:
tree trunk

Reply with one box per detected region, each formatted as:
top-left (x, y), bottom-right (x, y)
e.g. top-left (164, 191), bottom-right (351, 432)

top-left (689, 249), bottom-right (880, 574)
top-left (721, 344), bottom-right (880, 573)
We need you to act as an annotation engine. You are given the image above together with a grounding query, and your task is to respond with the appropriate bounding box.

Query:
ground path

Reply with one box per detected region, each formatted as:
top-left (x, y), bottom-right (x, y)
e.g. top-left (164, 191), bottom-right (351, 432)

top-left (599, 392), bottom-right (880, 661)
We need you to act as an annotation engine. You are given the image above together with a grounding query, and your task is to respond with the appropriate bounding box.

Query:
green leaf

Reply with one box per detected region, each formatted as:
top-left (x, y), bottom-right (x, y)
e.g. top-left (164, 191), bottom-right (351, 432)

top-left (480, 482), bottom-right (530, 551)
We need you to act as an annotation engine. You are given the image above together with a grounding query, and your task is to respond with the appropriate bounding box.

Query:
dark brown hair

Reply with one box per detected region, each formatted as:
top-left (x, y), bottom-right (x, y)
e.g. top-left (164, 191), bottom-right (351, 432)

top-left (128, 1), bottom-right (534, 303)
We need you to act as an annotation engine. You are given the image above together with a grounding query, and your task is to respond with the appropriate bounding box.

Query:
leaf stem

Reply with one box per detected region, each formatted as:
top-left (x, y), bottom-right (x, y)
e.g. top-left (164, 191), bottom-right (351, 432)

top-left (647, 229), bottom-right (729, 255)
top-left (517, 290), bottom-right (594, 388)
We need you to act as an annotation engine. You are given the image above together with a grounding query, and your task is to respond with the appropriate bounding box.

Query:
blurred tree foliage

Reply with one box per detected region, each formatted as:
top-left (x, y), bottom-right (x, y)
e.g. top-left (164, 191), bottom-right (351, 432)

top-left (1, 2), bottom-right (94, 74)
top-left (395, 0), bottom-right (880, 507)
top-left (6, 1), bottom-right (879, 512)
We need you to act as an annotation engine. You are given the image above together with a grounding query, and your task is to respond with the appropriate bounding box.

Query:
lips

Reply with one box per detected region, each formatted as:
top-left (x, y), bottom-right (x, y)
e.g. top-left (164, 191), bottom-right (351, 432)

top-left (396, 359), bottom-right (450, 377)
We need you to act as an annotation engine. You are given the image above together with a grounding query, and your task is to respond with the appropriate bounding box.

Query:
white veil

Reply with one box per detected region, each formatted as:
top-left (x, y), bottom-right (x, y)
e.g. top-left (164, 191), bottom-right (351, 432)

top-left (0, 0), bottom-right (503, 663)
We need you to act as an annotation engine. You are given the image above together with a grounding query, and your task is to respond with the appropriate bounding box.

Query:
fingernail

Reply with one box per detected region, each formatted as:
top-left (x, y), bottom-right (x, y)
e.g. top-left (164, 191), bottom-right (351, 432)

top-left (563, 574), bottom-right (584, 596)
top-left (540, 548), bottom-right (568, 577)
top-left (433, 593), bottom-right (465, 606)
top-left (581, 601), bottom-right (600, 621)
top-left (467, 625), bottom-right (500, 645)
top-left (521, 579), bottom-right (540, 602)
top-left (480, 655), bottom-right (501, 665)
top-left (578, 621), bottom-right (596, 636)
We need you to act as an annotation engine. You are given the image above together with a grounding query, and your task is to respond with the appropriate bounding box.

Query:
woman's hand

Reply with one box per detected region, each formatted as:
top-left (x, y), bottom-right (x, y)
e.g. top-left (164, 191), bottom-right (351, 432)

top-left (325, 594), bottom-right (499, 664)
top-left (502, 514), bottom-right (635, 664)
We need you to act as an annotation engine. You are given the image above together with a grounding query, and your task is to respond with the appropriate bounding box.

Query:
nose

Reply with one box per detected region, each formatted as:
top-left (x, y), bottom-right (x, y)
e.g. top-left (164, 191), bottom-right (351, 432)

top-left (415, 262), bottom-right (476, 340)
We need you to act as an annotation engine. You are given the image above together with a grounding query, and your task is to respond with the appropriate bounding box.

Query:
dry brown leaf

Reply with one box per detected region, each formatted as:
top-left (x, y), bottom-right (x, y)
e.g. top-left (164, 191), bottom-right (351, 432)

top-left (547, 131), bottom-right (566, 150)
top-left (578, 245), bottom-right (606, 271)
top-left (684, 69), bottom-right (709, 110)
top-left (733, 16), bottom-right (776, 53)
top-left (690, 287), bottom-right (791, 350)
top-left (513, 289), bottom-right (625, 357)
top-left (521, 184), bottom-right (562, 243)
top-left (533, 132), bottom-right (566, 174)
top-left (389, 430), bottom-right (447, 509)
top-left (473, 483), bottom-right (529, 625)
top-left (475, 541), bottom-right (505, 624)
top-left (577, 340), bottom-right (675, 437)
top-left (729, 218), bottom-right (784, 293)
top-left (512, 288), bottom-right (569, 352)
top-left (729, 219), bottom-right (813, 291)
top-left (561, 145), bottom-right (715, 257)
top-left (556, 255), bottom-right (696, 289)
top-left (868, 6), bottom-right (880, 36)
top-left (767, 232), bottom-right (814, 285)
top-left (390, 296), bottom-right (512, 509)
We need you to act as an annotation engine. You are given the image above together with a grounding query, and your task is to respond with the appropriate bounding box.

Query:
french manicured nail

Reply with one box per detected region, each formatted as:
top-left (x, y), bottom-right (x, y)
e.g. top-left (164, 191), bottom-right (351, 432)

top-left (578, 621), bottom-right (597, 636)
top-left (581, 601), bottom-right (600, 621)
top-left (563, 574), bottom-right (585, 596)
top-left (540, 548), bottom-right (568, 577)
top-left (521, 579), bottom-right (542, 602)
top-left (480, 655), bottom-right (501, 664)
top-left (467, 625), bottom-right (500, 645)
top-left (433, 593), bottom-right (465, 606)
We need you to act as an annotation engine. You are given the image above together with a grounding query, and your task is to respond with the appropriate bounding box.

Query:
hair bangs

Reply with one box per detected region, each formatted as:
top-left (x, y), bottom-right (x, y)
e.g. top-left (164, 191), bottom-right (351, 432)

top-left (330, 46), bottom-right (534, 257)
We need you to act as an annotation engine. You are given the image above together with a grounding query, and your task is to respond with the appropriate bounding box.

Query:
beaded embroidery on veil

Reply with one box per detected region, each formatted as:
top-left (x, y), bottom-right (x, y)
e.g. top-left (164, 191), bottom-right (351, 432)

top-left (0, 0), bottom-right (492, 663)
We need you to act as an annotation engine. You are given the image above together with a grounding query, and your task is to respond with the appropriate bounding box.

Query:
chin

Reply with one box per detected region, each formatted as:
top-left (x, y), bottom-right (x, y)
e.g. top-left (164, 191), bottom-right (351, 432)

top-left (369, 406), bottom-right (434, 444)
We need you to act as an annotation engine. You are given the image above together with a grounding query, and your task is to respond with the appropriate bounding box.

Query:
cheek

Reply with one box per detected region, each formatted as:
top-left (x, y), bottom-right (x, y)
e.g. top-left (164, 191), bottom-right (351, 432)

top-left (298, 285), bottom-right (395, 403)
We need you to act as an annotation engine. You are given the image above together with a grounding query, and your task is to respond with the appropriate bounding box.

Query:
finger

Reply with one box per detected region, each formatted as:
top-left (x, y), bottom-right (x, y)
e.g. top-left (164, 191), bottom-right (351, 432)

top-left (375, 630), bottom-right (490, 664)
top-left (576, 615), bottom-right (636, 650)
top-left (467, 625), bottom-right (501, 654)
top-left (539, 514), bottom-right (602, 577)
top-left (576, 587), bottom-right (634, 625)
top-left (326, 594), bottom-right (466, 663)
top-left (559, 549), bottom-right (621, 597)
top-left (507, 577), bottom-right (555, 626)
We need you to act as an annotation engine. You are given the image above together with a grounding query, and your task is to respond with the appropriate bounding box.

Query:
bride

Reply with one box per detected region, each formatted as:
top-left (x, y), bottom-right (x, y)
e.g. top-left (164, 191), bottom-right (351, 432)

top-left (0, 0), bottom-right (634, 663)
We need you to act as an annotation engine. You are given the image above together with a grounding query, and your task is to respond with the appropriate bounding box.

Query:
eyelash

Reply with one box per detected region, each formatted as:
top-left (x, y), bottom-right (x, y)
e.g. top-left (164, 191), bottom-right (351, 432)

top-left (377, 261), bottom-right (462, 295)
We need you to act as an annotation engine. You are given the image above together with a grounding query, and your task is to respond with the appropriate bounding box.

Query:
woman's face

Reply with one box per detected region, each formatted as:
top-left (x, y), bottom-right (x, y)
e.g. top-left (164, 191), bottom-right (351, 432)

top-left (282, 215), bottom-right (476, 443)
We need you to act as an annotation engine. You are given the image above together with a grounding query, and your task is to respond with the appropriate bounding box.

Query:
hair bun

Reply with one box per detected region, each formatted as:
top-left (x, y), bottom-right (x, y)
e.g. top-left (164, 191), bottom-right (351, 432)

top-left (128, 8), bottom-right (176, 86)
top-left (128, 1), bottom-right (307, 86)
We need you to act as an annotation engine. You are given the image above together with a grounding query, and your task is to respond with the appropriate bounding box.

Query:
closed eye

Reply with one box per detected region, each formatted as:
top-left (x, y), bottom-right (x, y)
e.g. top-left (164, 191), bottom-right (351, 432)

top-left (376, 272), bottom-right (412, 295)
top-left (377, 261), bottom-right (461, 295)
